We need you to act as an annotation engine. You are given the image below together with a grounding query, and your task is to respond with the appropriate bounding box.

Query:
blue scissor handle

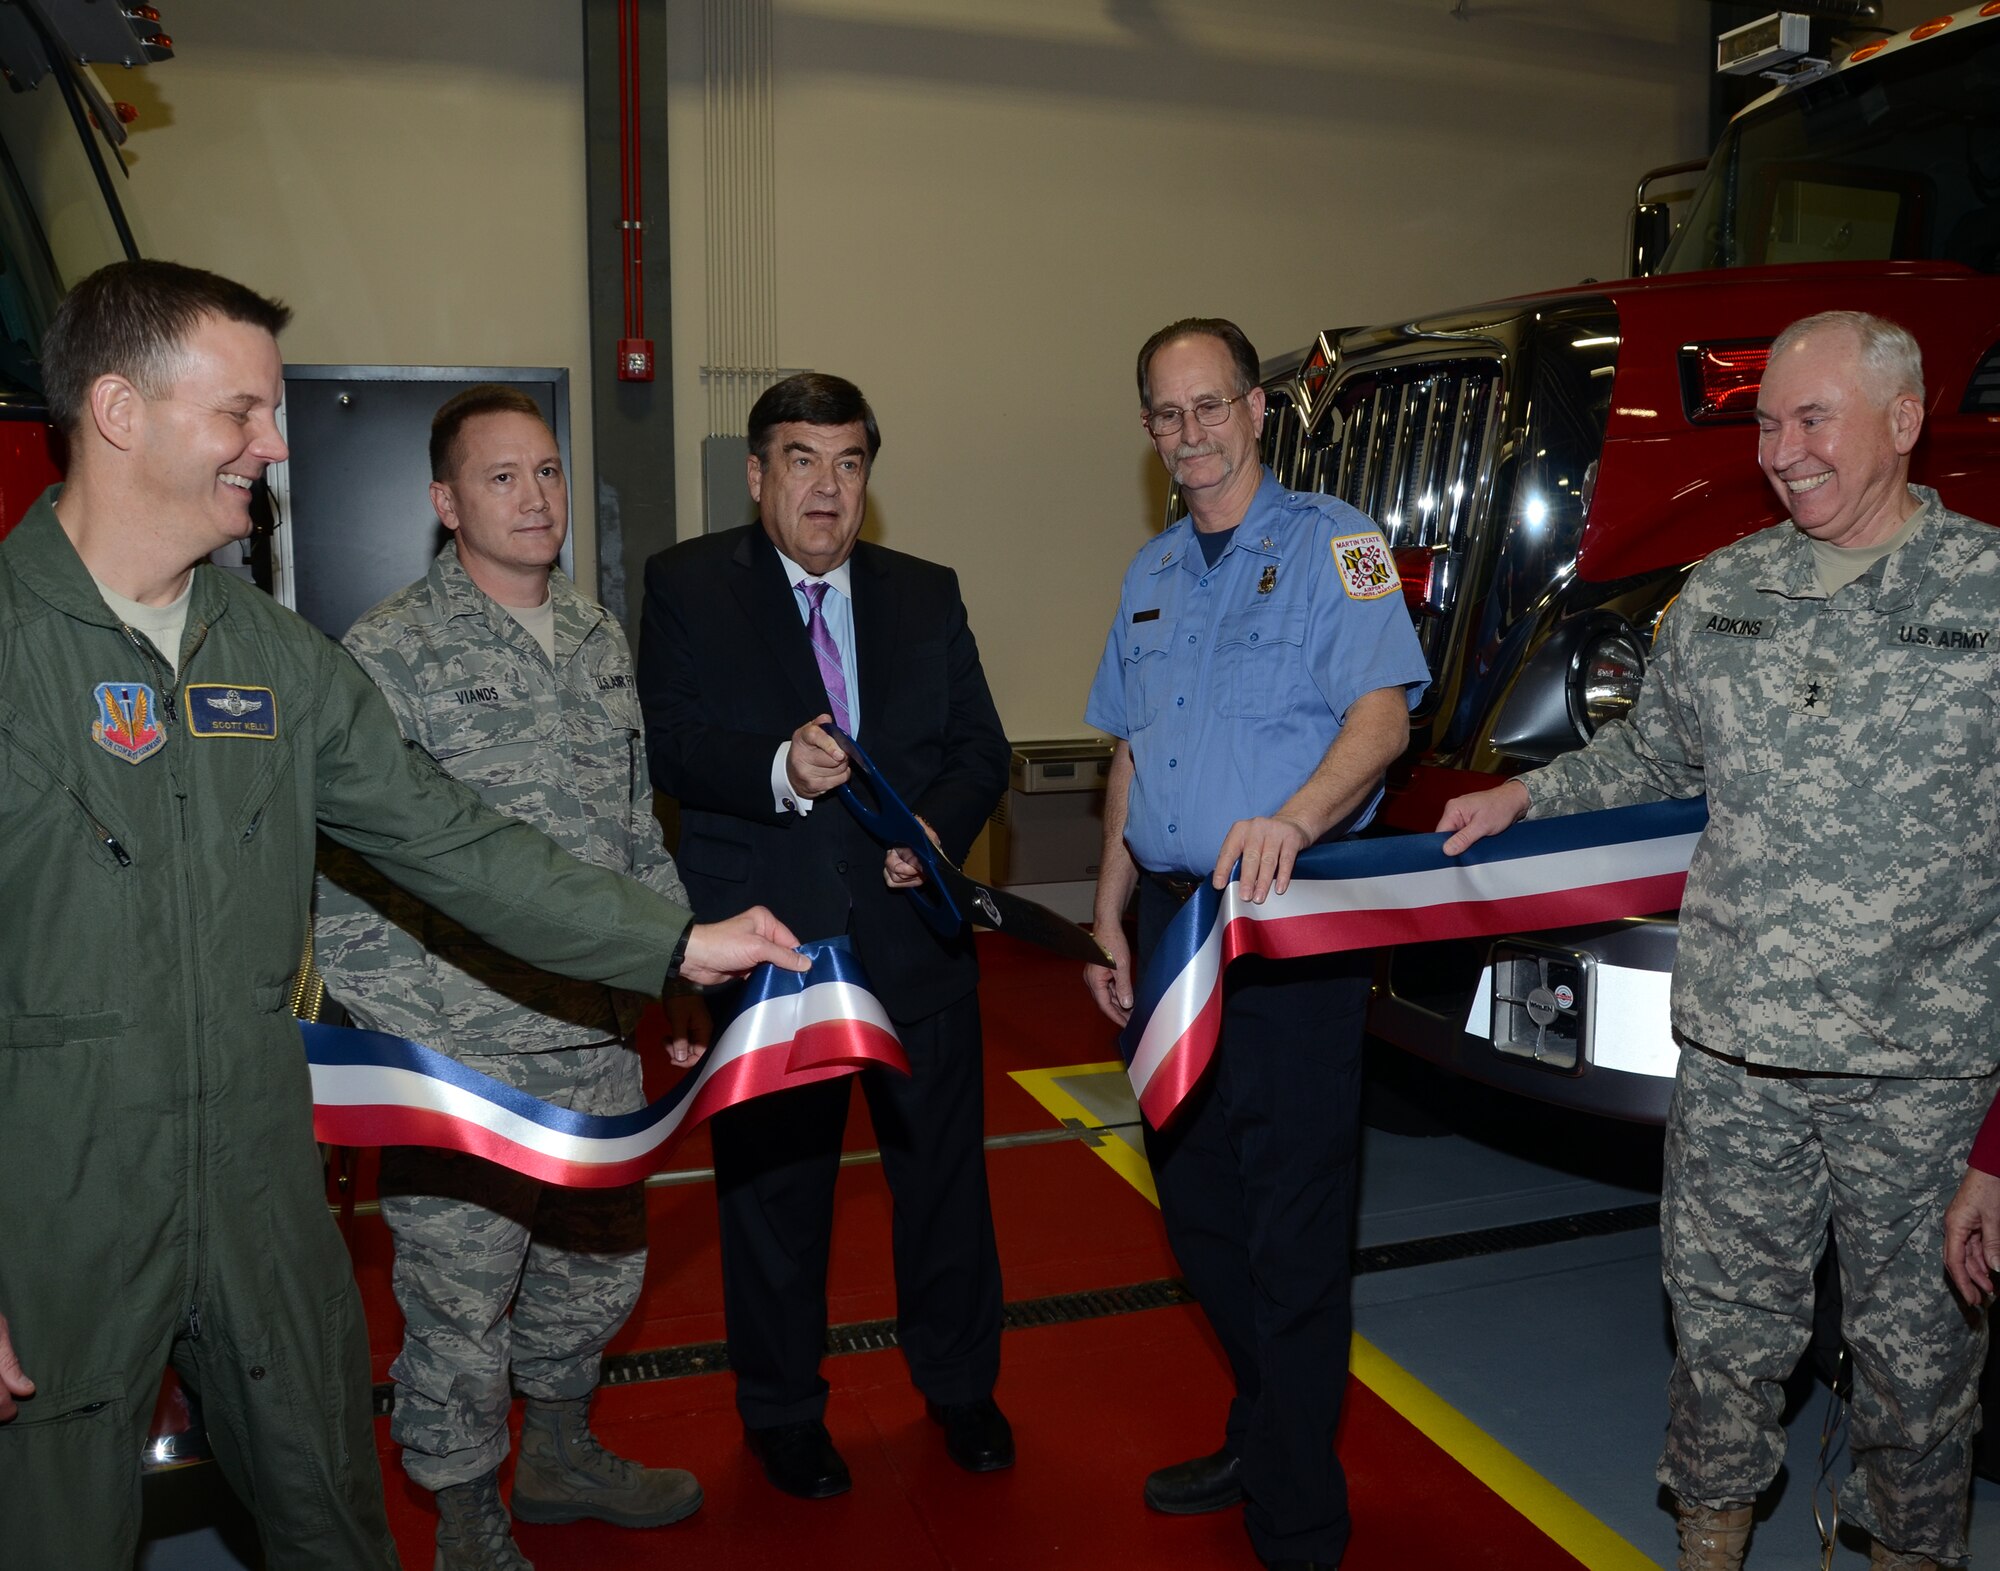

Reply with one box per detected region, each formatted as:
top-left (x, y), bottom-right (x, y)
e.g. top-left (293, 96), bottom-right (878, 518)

top-left (822, 724), bottom-right (964, 938)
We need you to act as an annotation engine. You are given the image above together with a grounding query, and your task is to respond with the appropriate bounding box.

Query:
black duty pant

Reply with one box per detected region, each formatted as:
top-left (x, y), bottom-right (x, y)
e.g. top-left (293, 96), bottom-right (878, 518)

top-left (710, 987), bottom-right (1003, 1428)
top-left (1138, 878), bottom-right (1369, 1568)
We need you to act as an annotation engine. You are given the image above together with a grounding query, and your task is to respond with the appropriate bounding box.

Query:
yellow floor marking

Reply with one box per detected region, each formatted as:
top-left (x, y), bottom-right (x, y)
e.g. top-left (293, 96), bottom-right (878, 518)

top-left (1007, 1062), bottom-right (1157, 1204)
top-left (1008, 1060), bottom-right (1662, 1571)
top-left (1348, 1338), bottom-right (1660, 1571)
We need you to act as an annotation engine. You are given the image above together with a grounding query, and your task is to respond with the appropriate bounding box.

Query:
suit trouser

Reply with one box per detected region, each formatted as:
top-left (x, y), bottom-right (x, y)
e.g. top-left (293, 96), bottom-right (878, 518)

top-left (1137, 878), bottom-right (1369, 1568)
top-left (380, 1044), bottom-right (648, 1491)
top-left (1660, 1043), bottom-right (1994, 1562)
top-left (0, 1179), bottom-right (400, 1571)
top-left (711, 988), bottom-right (1003, 1428)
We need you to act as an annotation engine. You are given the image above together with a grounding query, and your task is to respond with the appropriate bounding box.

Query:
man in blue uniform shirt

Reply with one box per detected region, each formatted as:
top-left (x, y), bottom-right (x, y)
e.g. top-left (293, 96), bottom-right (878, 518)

top-left (1084, 317), bottom-right (1429, 1571)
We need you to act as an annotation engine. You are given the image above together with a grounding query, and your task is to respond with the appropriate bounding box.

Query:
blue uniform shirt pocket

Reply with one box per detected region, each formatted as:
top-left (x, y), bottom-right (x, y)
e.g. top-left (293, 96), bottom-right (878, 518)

top-left (1121, 619), bottom-right (1175, 731)
top-left (1215, 605), bottom-right (1307, 718)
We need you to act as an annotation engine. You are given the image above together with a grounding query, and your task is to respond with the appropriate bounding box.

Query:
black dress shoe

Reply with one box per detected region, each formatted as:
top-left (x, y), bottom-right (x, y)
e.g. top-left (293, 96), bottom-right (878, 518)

top-left (744, 1419), bottom-right (851, 1499)
top-left (925, 1397), bottom-right (1015, 1472)
top-left (1142, 1448), bottom-right (1242, 1514)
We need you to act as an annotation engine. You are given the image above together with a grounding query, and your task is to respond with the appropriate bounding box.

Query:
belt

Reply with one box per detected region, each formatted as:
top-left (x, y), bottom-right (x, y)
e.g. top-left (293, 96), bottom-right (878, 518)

top-left (1142, 869), bottom-right (1203, 905)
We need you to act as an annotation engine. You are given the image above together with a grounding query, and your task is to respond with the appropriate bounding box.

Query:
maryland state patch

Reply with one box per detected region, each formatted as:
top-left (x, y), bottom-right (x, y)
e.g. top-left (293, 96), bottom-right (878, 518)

top-left (1331, 531), bottom-right (1396, 600)
top-left (92, 681), bottom-right (166, 764)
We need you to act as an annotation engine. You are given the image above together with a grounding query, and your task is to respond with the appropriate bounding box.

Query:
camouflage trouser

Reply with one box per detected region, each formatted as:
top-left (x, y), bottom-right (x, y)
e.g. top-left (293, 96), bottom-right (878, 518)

top-left (1659, 1042), bottom-right (1994, 1563)
top-left (379, 1042), bottom-right (648, 1491)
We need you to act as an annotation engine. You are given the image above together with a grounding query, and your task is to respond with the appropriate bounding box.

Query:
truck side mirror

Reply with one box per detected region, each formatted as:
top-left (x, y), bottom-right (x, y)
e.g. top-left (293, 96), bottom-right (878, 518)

top-left (1630, 203), bottom-right (1673, 278)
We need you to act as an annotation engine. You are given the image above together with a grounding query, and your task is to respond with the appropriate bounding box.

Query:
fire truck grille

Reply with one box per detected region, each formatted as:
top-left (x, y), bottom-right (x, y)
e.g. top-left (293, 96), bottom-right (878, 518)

top-left (1325, 359), bottom-right (1501, 556)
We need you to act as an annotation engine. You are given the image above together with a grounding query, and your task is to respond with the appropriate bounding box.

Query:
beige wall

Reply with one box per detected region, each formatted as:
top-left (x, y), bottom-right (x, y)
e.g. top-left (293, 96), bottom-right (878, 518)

top-left (103, 1), bottom-right (1710, 740)
top-left (665, 0), bottom-right (1711, 739)
top-left (111, 0), bottom-right (602, 586)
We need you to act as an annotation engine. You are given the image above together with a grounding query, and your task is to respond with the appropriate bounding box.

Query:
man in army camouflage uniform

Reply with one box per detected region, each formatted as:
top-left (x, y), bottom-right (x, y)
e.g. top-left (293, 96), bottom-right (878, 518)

top-left (1437, 312), bottom-right (2000, 1571)
top-left (316, 386), bottom-right (708, 1570)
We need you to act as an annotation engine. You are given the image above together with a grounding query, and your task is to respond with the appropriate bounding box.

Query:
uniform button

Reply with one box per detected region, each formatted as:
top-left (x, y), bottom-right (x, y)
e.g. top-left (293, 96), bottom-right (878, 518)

top-left (1187, 635), bottom-right (1197, 645)
top-left (1176, 696), bottom-right (1185, 707)
top-left (1249, 632), bottom-right (1259, 643)
top-left (249, 1365), bottom-right (266, 1381)
top-left (1169, 758), bottom-right (1177, 768)
top-left (836, 860), bottom-right (849, 875)
top-left (1167, 822), bottom-right (1177, 834)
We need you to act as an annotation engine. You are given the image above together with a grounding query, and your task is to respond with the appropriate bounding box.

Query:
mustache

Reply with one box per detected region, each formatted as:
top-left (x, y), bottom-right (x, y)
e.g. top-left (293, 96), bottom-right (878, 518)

top-left (1171, 440), bottom-right (1224, 465)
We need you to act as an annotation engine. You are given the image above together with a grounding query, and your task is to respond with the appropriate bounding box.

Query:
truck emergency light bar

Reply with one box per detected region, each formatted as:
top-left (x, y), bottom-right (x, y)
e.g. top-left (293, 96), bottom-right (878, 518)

top-left (0, 0), bottom-right (172, 89)
top-left (1718, 12), bottom-right (1814, 76)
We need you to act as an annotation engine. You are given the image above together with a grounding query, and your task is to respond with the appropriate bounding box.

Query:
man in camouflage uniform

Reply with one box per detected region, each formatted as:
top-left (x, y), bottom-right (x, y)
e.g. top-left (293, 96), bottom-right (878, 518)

top-left (1438, 312), bottom-right (2000, 1571)
top-left (316, 386), bottom-right (706, 1570)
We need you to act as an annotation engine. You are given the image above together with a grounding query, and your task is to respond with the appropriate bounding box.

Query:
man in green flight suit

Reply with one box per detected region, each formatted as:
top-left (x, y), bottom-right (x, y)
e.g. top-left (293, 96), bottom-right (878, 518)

top-left (0, 260), bottom-right (804, 1570)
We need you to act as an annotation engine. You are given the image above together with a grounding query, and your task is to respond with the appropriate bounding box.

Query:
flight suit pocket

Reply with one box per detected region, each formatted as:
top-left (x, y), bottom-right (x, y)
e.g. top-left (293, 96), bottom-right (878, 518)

top-left (0, 1011), bottom-right (125, 1047)
top-left (1215, 606), bottom-right (1306, 718)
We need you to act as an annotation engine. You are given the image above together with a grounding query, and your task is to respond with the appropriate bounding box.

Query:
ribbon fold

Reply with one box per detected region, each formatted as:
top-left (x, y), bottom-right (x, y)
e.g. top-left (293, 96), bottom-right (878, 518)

top-left (305, 939), bottom-right (904, 1187)
top-left (1119, 798), bottom-right (1709, 1128)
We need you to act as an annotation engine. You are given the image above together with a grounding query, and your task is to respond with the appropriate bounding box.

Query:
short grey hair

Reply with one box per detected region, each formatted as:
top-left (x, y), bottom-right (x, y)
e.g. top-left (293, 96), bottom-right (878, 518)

top-left (1769, 310), bottom-right (1924, 406)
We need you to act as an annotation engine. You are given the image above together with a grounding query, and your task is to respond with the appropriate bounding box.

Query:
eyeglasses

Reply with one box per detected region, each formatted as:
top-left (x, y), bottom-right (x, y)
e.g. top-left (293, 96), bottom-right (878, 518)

top-left (1143, 394), bottom-right (1246, 437)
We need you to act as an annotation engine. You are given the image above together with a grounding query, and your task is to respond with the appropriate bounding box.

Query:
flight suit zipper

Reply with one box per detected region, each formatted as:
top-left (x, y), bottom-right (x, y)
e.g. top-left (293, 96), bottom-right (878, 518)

top-left (119, 620), bottom-right (216, 1337)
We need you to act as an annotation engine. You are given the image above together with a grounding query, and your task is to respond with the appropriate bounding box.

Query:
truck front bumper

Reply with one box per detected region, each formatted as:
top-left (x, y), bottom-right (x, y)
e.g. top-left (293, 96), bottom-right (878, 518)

top-left (1367, 917), bottom-right (1680, 1124)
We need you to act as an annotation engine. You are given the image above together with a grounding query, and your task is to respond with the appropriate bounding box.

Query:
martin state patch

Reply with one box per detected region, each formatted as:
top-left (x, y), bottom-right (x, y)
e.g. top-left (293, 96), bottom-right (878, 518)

top-left (1331, 531), bottom-right (1396, 600)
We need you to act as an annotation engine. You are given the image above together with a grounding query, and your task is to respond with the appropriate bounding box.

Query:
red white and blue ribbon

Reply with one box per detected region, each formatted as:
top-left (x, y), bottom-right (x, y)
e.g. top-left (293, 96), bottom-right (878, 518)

top-left (1120, 798), bottom-right (1708, 1128)
top-left (304, 939), bottom-right (904, 1187)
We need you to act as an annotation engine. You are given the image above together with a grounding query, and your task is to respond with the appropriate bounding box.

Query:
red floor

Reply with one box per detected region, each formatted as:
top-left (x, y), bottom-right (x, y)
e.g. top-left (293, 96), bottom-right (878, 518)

top-left (342, 934), bottom-right (1591, 1570)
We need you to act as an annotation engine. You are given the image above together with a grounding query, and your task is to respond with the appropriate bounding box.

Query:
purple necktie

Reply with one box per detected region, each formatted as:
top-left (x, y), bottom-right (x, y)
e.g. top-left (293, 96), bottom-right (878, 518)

top-left (798, 580), bottom-right (852, 734)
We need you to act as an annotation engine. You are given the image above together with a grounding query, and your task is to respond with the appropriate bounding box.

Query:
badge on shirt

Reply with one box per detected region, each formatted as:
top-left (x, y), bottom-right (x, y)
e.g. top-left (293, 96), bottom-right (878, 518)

top-left (1258, 565), bottom-right (1277, 595)
top-left (184, 683), bottom-right (279, 739)
top-left (92, 680), bottom-right (166, 764)
top-left (1131, 608), bottom-right (1161, 623)
top-left (1331, 532), bottom-right (1396, 600)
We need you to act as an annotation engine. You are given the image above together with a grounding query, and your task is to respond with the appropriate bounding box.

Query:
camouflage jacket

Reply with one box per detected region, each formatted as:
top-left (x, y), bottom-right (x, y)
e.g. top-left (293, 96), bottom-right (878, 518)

top-left (1524, 487), bottom-right (2000, 1077)
top-left (315, 544), bottom-right (687, 1056)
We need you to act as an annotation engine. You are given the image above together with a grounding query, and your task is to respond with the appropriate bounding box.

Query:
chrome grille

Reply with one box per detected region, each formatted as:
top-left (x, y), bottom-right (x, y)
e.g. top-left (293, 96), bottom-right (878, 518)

top-left (1328, 359), bottom-right (1499, 552)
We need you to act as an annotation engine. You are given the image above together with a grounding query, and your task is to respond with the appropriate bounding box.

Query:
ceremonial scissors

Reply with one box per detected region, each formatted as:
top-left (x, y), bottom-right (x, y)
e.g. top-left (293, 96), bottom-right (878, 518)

top-left (823, 724), bottom-right (1114, 968)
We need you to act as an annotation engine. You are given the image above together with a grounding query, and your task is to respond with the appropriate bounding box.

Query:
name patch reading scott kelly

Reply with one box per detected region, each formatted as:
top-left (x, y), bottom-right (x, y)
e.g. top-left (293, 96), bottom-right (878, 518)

top-left (184, 684), bottom-right (279, 739)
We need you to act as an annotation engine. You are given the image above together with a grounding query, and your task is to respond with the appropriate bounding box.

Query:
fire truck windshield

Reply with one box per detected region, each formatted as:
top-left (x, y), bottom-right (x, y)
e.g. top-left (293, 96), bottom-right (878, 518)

top-left (1659, 18), bottom-right (2000, 276)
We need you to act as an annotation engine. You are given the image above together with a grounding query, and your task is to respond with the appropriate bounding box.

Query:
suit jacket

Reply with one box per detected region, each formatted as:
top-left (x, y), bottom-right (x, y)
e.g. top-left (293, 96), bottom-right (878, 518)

top-left (637, 525), bottom-right (1009, 1022)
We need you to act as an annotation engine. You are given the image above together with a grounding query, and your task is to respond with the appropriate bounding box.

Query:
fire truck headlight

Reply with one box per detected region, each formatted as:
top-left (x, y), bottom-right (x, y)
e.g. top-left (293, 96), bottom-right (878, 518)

top-left (1570, 627), bottom-right (1646, 736)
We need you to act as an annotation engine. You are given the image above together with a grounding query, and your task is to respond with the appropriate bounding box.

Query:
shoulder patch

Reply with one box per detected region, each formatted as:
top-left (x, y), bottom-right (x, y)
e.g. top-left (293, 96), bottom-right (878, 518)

top-left (1331, 532), bottom-right (1396, 600)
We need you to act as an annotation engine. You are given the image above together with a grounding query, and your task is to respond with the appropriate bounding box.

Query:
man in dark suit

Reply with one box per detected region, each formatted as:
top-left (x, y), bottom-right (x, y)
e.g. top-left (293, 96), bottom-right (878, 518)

top-left (637, 372), bottom-right (1013, 1499)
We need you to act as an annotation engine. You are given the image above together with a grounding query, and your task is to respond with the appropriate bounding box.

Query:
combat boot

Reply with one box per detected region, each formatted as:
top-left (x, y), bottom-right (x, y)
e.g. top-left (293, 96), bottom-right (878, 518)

top-left (433, 1471), bottom-right (534, 1571)
top-left (1868, 1544), bottom-right (1940, 1570)
top-left (1674, 1498), bottom-right (1753, 1571)
top-left (511, 1395), bottom-right (703, 1528)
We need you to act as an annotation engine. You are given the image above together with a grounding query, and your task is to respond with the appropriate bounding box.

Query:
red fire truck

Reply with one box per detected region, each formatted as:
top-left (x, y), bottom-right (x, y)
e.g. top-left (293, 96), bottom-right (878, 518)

top-left (0, 0), bottom-right (171, 537)
top-left (1245, 5), bottom-right (2000, 1122)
